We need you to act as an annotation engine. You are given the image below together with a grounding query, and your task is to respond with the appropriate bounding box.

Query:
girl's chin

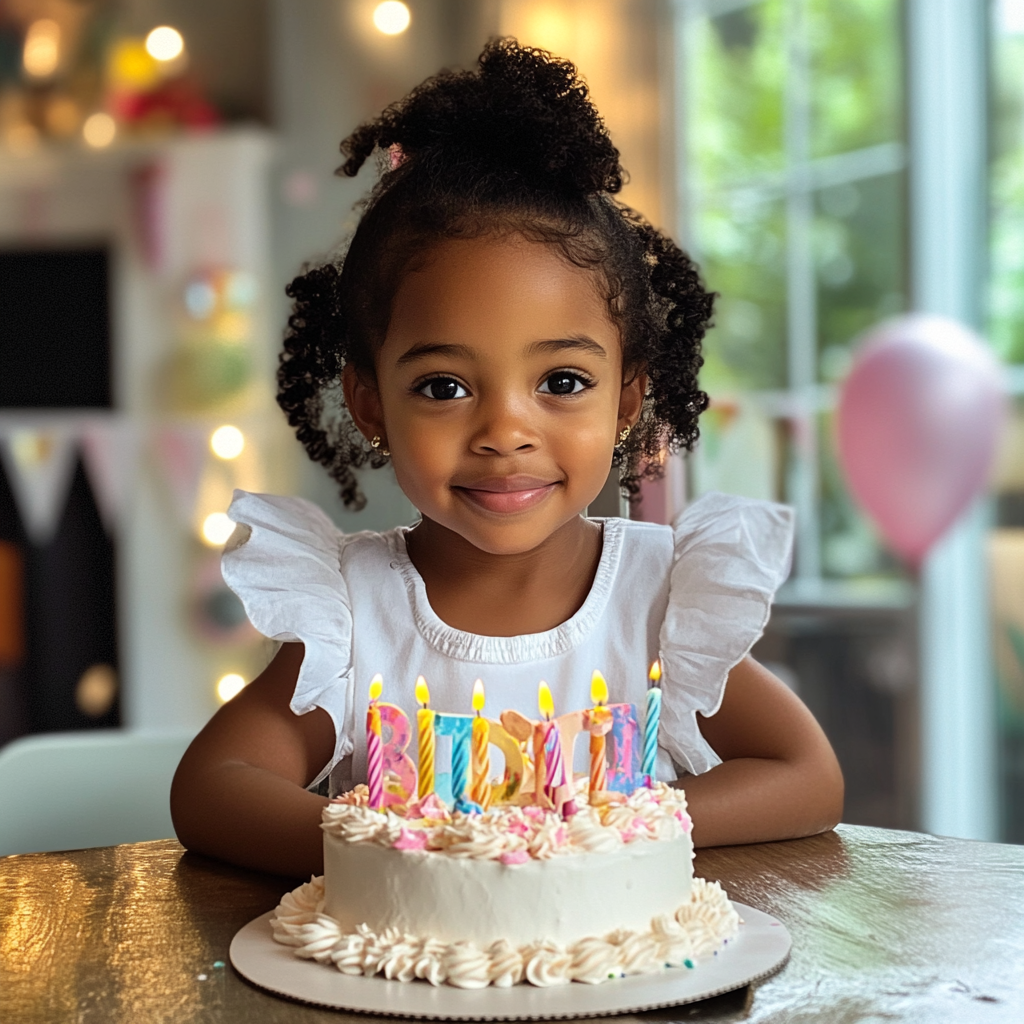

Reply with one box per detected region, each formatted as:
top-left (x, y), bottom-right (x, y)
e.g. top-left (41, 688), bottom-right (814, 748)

top-left (442, 511), bottom-right (591, 557)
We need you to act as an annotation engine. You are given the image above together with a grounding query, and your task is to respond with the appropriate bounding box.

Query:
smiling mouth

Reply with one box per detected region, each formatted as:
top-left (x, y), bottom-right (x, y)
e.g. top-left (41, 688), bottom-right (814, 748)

top-left (453, 478), bottom-right (559, 515)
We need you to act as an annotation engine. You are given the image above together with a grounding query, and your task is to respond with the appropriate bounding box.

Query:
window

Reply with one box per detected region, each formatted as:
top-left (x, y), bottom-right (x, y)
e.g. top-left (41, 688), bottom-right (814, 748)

top-left (677, 0), bottom-right (908, 595)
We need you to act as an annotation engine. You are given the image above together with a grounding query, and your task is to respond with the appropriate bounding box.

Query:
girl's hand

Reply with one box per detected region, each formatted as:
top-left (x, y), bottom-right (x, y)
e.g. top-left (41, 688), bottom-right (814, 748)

top-left (683, 656), bottom-right (844, 846)
top-left (170, 643), bottom-right (335, 878)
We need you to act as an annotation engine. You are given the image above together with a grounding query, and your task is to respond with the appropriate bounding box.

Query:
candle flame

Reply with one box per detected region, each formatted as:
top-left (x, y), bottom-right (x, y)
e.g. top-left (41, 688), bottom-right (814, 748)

top-left (415, 674), bottom-right (430, 707)
top-left (590, 670), bottom-right (608, 705)
top-left (537, 680), bottom-right (554, 720)
top-left (472, 678), bottom-right (485, 713)
top-left (649, 659), bottom-right (662, 684)
top-left (369, 673), bottom-right (383, 701)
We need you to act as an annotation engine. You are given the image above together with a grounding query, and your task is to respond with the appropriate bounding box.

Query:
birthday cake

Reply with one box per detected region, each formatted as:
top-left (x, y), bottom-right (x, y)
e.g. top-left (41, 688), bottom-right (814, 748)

top-left (271, 782), bottom-right (739, 988)
top-left (271, 670), bottom-right (738, 988)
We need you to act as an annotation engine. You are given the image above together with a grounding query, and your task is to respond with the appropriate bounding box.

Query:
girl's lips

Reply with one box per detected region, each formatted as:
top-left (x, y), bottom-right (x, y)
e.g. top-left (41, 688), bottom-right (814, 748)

top-left (454, 482), bottom-right (558, 514)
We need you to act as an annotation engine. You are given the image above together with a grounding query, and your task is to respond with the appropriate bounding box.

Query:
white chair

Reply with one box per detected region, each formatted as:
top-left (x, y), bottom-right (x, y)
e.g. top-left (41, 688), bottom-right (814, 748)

top-left (0, 730), bottom-right (195, 857)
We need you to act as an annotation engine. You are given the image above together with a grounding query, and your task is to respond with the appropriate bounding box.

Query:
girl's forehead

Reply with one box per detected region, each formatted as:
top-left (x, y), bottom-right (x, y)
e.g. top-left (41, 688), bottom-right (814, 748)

top-left (386, 234), bottom-right (615, 341)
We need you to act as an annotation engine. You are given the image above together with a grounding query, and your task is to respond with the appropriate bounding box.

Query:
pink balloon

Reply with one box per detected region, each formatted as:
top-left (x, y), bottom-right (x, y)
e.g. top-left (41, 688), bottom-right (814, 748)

top-left (836, 314), bottom-right (1007, 567)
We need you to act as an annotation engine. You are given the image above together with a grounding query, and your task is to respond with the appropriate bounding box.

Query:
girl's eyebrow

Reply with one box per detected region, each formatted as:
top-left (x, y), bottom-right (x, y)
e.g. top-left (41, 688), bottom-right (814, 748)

top-left (396, 342), bottom-right (474, 365)
top-left (529, 335), bottom-right (607, 359)
top-left (396, 335), bottom-right (607, 365)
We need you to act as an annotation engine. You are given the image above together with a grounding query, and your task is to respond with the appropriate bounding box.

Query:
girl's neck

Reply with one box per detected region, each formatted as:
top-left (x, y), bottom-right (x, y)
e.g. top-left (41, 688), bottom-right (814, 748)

top-left (404, 514), bottom-right (603, 637)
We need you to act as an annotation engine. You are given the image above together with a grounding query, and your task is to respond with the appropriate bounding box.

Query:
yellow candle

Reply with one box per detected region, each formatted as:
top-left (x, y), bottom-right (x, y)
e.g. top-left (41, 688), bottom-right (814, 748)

top-left (588, 670), bottom-right (611, 797)
top-left (470, 679), bottom-right (491, 808)
top-left (414, 675), bottom-right (435, 800)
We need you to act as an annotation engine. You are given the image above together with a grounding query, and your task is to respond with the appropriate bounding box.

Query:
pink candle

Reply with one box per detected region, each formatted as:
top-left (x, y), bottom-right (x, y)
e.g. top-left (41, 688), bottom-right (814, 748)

top-left (366, 674), bottom-right (384, 810)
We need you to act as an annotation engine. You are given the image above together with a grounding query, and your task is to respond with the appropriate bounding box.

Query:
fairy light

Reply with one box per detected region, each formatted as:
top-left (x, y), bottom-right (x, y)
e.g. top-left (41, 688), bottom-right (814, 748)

top-left (145, 26), bottom-right (184, 62)
top-left (82, 113), bottom-right (116, 149)
top-left (373, 1), bottom-right (411, 35)
top-left (23, 19), bottom-right (60, 78)
top-left (202, 512), bottom-right (236, 547)
top-left (210, 425), bottom-right (245, 460)
top-left (216, 673), bottom-right (246, 703)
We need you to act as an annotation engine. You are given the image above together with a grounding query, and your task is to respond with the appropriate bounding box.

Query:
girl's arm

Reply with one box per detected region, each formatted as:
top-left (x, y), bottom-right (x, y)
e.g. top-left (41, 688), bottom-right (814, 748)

top-left (683, 656), bottom-right (844, 847)
top-left (170, 643), bottom-right (335, 878)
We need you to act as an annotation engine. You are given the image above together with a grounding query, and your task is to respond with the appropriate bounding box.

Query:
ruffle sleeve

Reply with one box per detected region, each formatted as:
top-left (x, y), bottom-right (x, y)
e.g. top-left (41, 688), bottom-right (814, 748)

top-left (221, 490), bottom-right (355, 773)
top-left (658, 492), bottom-right (794, 777)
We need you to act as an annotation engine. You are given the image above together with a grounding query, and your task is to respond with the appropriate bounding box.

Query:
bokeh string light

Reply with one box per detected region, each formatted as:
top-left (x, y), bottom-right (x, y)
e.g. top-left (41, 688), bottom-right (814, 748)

top-left (216, 673), bottom-right (246, 703)
top-left (202, 512), bottom-right (236, 547)
top-left (145, 26), bottom-right (185, 62)
top-left (373, 1), bottom-right (411, 35)
top-left (210, 425), bottom-right (245, 460)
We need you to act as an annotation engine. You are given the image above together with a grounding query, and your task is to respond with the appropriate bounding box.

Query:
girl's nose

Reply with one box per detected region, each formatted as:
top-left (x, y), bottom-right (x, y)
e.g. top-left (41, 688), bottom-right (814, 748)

top-left (469, 398), bottom-right (539, 456)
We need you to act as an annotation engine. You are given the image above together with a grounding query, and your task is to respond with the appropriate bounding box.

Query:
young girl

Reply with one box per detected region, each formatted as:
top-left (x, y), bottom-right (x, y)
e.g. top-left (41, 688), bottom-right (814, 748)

top-left (171, 40), bottom-right (843, 878)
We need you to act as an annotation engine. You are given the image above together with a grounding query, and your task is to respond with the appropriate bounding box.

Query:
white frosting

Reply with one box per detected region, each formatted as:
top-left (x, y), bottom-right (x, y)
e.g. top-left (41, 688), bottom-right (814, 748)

top-left (272, 783), bottom-right (737, 988)
top-left (273, 875), bottom-right (739, 988)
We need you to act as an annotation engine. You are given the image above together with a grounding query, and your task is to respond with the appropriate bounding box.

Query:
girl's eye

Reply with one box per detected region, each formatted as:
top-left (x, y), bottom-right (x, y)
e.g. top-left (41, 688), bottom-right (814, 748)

top-left (539, 372), bottom-right (590, 396)
top-left (417, 377), bottom-right (468, 400)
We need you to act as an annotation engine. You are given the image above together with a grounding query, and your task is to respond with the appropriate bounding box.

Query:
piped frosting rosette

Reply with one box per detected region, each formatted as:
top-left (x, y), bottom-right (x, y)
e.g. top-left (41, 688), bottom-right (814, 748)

top-left (272, 875), bottom-right (739, 988)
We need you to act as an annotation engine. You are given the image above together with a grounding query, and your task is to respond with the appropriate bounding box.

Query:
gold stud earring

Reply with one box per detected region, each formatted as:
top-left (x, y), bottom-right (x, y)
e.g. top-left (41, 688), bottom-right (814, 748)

top-left (370, 435), bottom-right (390, 457)
top-left (618, 426), bottom-right (631, 444)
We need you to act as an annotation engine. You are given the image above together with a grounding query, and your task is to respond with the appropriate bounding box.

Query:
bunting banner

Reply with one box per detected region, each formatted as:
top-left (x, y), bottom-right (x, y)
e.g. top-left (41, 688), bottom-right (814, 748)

top-left (152, 423), bottom-right (211, 528)
top-left (0, 424), bottom-right (78, 546)
top-left (0, 414), bottom-right (264, 544)
top-left (80, 419), bottom-right (143, 534)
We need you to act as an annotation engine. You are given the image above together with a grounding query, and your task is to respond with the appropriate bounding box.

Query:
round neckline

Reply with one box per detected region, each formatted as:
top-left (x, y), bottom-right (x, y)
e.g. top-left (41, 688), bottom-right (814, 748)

top-left (386, 518), bottom-right (626, 664)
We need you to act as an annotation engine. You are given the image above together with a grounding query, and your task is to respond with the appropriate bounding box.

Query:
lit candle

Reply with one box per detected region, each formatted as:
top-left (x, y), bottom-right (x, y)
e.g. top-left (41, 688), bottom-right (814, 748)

top-left (641, 660), bottom-right (662, 785)
top-left (366, 673), bottom-right (384, 810)
top-left (534, 682), bottom-right (553, 805)
top-left (470, 679), bottom-right (491, 808)
top-left (415, 675), bottom-right (435, 800)
top-left (587, 670), bottom-right (612, 797)
top-left (537, 681), bottom-right (573, 815)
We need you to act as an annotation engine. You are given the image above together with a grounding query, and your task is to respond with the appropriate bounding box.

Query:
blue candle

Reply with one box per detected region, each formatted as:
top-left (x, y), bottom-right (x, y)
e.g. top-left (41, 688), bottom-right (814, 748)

top-left (641, 660), bottom-right (662, 784)
top-left (435, 712), bottom-right (473, 808)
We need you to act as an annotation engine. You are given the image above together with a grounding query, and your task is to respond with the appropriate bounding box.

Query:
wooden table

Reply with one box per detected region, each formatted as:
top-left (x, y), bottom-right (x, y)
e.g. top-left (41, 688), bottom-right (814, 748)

top-left (1, 824), bottom-right (1021, 1023)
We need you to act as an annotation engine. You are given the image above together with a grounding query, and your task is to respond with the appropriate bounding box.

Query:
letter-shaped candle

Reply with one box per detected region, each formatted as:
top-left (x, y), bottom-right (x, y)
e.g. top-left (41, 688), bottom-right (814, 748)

top-left (642, 659), bottom-right (662, 784)
top-left (470, 679), bottom-right (491, 808)
top-left (587, 670), bottom-right (612, 797)
top-left (366, 673), bottom-right (384, 810)
top-left (415, 675), bottom-right (435, 800)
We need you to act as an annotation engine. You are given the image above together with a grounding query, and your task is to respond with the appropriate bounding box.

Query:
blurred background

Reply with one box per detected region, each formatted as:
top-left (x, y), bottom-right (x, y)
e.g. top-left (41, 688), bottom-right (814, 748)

top-left (0, 0), bottom-right (1020, 845)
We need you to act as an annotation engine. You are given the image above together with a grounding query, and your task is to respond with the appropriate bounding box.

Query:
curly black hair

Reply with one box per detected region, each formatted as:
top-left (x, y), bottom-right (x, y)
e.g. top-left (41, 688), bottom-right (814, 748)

top-left (278, 38), bottom-right (712, 510)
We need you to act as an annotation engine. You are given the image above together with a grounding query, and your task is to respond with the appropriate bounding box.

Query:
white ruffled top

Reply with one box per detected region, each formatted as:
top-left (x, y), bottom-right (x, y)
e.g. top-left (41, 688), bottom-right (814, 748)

top-left (222, 490), bottom-right (794, 790)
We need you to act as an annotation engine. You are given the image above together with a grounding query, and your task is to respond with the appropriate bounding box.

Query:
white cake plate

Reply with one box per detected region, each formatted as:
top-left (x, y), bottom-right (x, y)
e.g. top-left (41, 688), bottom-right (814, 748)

top-left (229, 902), bottom-right (791, 1020)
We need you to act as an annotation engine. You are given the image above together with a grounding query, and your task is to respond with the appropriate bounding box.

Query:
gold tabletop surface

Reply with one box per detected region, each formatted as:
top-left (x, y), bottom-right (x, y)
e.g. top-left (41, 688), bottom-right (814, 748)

top-left (1, 824), bottom-right (1021, 1023)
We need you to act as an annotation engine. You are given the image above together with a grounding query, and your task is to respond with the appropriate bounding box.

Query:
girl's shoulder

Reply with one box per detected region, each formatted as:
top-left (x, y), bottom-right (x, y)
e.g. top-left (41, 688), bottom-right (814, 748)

top-left (221, 489), bottom-right (397, 646)
top-left (656, 492), bottom-right (794, 775)
top-left (223, 489), bottom-right (398, 579)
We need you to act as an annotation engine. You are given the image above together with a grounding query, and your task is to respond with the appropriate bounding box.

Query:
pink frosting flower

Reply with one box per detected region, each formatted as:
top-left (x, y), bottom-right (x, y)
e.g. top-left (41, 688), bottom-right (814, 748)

top-left (675, 810), bottom-right (692, 832)
top-left (393, 828), bottom-right (428, 851)
top-left (405, 793), bottom-right (450, 821)
top-left (499, 850), bottom-right (530, 866)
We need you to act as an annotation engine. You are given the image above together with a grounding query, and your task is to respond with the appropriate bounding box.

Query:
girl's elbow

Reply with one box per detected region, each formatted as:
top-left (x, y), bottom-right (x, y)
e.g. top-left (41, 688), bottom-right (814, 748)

top-left (814, 755), bottom-right (845, 833)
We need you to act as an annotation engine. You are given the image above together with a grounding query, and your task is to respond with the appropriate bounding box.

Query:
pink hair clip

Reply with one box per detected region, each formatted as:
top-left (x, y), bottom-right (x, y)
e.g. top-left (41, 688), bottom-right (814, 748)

top-left (387, 143), bottom-right (406, 170)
